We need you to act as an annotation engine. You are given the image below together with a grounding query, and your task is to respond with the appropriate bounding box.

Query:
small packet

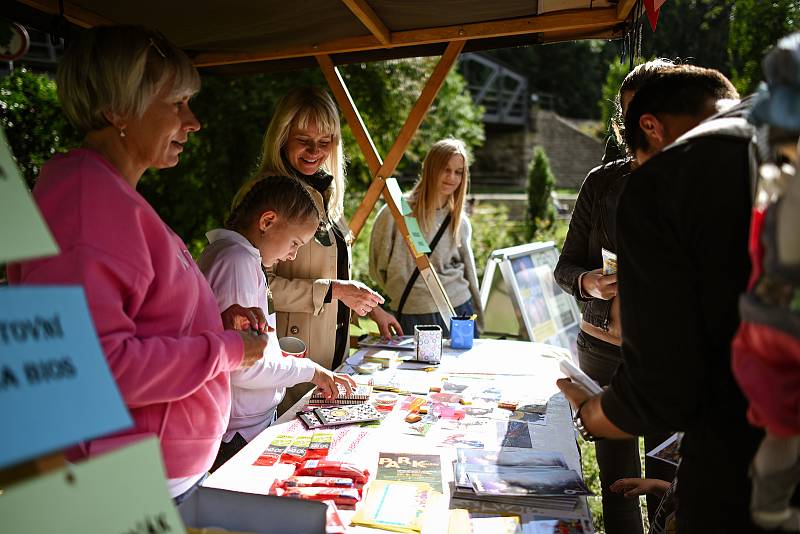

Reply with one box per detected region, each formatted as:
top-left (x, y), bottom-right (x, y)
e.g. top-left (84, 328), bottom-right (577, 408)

top-left (275, 486), bottom-right (361, 508)
top-left (296, 459), bottom-right (370, 486)
top-left (280, 435), bottom-right (312, 465)
top-left (282, 476), bottom-right (355, 489)
top-left (602, 247), bottom-right (618, 275)
top-left (323, 500), bottom-right (347, 534)
top-left (253, 434), bottom-right (294, 466)
top-left (307, 432), bottom-right (333, 459)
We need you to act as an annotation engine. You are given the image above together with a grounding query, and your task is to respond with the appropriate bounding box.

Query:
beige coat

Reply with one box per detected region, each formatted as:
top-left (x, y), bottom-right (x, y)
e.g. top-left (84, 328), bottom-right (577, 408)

top-left (270, 186), bottom-right (351, 412)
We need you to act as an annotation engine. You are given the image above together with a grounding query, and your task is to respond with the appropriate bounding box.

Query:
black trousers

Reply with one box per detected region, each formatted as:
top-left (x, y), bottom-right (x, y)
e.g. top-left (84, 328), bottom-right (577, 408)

top-left (210, 432), bottom-right (248, 473)
top-left (577, 330), bottom-right (676, 534)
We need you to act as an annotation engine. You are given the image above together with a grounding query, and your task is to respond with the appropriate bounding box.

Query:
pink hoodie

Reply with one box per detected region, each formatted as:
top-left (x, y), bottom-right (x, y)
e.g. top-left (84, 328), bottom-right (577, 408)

top-left (8, 149), bottom-right (244, 478)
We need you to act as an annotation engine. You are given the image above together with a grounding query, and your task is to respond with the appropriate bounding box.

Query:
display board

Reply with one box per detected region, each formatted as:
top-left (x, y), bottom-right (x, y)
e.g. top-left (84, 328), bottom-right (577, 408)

top-left (479, 242), bottom-right (580, 357)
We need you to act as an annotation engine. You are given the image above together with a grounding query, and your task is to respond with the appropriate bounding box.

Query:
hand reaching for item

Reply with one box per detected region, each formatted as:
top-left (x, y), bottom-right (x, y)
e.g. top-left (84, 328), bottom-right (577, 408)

top-left (311, 365), bottom-right (357, 399)
top-left (610, 477), bottom-right (671, 498)
top-left (581, 268), bottom-right (618, 300)
top-left (331, 280), bottom-right (384, 317)
top-left (369, 306), bottom-right (404, 338)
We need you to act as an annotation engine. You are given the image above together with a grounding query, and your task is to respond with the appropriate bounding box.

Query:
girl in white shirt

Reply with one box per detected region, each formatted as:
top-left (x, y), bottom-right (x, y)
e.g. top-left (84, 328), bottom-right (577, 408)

top-left (198, 175), bottom-right (355, 470)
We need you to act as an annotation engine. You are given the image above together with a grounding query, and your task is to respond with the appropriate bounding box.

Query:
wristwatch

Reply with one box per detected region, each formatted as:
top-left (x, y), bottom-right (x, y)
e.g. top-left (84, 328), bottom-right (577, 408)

top-left (573, 399), bottom-right (601, 442)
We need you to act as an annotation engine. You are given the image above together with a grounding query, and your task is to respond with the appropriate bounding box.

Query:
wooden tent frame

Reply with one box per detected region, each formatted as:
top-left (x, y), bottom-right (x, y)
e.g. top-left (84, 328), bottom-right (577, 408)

top-left (13, 0), bottom-right (642, 326)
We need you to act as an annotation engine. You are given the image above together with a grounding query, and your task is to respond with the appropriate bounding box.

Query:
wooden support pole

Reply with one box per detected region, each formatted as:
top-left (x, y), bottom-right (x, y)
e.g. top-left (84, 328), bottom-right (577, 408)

top-left (377, 40), bottom-right (465, 182)
top-left (617, 0), bottom-right (639, 20)
top-left (317, 54), bottom-right (383, 176)
top-left (341, 0), bottom-right (392, 45)
top-left (318, 44), bottom-right (463, 322)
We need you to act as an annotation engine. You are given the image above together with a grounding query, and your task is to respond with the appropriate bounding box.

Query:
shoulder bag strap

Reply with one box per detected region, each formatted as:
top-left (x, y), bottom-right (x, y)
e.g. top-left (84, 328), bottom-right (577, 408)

top-left (396, 213), bottom-right (452, 317)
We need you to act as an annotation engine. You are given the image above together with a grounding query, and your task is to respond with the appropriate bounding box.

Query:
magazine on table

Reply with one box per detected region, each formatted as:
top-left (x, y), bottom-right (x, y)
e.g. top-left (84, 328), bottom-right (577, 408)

top-left (357, 335), bottom-right (416, 351)
top-left (470, 468), bottom-right (592, 497)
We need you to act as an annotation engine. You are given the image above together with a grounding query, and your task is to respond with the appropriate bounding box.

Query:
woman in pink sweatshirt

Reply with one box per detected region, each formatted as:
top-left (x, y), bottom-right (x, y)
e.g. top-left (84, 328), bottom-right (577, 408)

top-left (7, 26), bottom-right (267, 503)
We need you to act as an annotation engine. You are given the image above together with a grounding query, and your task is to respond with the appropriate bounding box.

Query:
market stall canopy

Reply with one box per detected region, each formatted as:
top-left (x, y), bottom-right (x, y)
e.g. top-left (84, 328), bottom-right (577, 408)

top-left (7, 0), bottom-right (639, 73)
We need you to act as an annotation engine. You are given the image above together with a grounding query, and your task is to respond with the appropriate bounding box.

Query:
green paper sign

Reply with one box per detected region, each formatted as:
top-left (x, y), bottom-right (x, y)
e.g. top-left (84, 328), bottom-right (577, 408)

top-left (0, 127), bottom-right (59, 263)
top-left (400, 197), bottom-right (413, 216)
top-left (0, 437), bottom-right (184, 533)
top-left (403, 216), bottom-right (431, 254)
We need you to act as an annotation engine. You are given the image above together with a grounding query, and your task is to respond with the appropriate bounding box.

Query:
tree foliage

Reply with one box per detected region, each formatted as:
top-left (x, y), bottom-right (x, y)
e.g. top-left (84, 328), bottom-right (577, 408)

top-left (0, 68), bottom-right (79, 188)
top-left (729, 0), bottom-right (800, 95)
top-left (526, 146), bottom-right (556, 239)
top-left (488, 41), bottom-right (618, 119)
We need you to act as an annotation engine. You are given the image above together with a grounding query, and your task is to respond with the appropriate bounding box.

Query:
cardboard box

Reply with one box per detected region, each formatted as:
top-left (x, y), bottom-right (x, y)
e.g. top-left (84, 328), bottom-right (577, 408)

top-left (179, 486), bottom-right (326, 533)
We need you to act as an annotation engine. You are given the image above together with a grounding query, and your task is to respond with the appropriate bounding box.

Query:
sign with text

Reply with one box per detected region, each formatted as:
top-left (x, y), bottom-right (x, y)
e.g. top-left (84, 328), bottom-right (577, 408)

top-left (0, 286), bottom-right (131, 468)
top-left (0, 437), bottom-right (184, 533)
top-left (0, 127), bottom-right (59, 263)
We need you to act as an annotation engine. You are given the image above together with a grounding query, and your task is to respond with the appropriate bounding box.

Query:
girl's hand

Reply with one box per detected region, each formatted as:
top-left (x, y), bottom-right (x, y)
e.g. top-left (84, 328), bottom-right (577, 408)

top-left (311, 365), bottom-right (357, 399)
top-left (332, 280), bottom-right (384, 316)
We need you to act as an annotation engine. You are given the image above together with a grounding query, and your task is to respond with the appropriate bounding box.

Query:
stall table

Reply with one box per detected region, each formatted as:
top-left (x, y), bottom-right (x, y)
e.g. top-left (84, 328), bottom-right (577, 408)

top-left (204, 338), bottom-right (593, 532)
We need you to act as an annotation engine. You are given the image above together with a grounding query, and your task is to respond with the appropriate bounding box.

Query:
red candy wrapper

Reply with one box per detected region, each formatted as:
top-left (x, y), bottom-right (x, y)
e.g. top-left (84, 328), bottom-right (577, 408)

top-left (307, 432), bottom-right (333, 460)
top-left (280, 435), bottom-right (312, 465)
top-left (296, 459), bottom-right (370, 486)
top-left (275, 486), bottom-right (360, 508)
top-left (324, 500), bottom-right (347, 534)
top-left (282, 476), bottom-right (354, 489)
top-left (253, 434), bottom-right (294, 467)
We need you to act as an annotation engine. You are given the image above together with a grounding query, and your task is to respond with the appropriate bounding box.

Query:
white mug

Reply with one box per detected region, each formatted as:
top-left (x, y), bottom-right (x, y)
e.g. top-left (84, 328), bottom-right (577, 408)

top-left (278, 336), bottom-right (307, 358)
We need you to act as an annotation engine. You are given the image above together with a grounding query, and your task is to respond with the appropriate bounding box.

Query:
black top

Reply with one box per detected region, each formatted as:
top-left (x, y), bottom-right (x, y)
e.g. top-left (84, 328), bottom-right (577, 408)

top-left (601, 133), bottom-right (766, 532)
top-left (303, 171), bottom-right (350, 370)
top-left (554, 159), bottom-right (631, 331)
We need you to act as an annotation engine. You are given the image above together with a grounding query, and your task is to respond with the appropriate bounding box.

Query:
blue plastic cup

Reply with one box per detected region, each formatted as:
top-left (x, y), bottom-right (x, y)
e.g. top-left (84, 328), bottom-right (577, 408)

top-left (450, 317), bottom-right (475, 349)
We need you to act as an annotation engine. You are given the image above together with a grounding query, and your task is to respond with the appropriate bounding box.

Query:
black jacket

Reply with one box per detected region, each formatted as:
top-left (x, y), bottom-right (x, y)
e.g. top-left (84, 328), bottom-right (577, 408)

top-left (554, 158), bottom-right (631, 330)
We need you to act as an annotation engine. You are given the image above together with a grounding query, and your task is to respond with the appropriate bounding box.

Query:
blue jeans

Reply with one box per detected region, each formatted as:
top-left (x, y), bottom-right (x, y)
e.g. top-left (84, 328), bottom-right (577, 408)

top-left (397, 300), bottom-right (478, 338)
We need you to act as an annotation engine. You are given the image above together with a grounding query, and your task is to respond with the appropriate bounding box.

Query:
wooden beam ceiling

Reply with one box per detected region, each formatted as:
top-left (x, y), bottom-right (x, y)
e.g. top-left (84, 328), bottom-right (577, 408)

top-left (193, 7), bottom-right (619, 67)
top-left (617, 0), bottom-right (639, 20)
top-left (17, 0), bottom-right (115, 28)
top-left (341, 0), bottom-right (391, 45)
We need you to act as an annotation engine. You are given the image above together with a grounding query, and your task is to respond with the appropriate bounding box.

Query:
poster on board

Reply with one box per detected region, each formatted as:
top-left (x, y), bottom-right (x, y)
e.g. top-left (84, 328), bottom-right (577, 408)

top-left (479, 242), bottom-right (580, 357)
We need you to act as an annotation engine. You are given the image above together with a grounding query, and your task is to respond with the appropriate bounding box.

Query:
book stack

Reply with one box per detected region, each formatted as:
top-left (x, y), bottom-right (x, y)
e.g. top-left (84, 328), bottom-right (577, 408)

top-left (308, 384), bottom-right (372, 406)
top-left (451, 448), bottom-right (591, 510)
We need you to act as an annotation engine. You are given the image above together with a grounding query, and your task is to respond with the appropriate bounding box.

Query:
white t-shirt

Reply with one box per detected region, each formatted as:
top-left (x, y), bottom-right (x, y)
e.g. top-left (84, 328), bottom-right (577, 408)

top-left (197, 229), bottom-right (316, 442)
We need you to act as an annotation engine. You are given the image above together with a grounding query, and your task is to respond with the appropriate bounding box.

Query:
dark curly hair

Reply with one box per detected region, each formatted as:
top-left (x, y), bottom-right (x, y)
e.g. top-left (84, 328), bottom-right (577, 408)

top-left (225, 176), bottom-right (320, 231)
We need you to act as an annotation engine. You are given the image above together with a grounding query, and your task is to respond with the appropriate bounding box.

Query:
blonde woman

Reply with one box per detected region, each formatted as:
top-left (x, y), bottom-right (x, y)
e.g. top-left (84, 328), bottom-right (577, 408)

top-left (232, 87), bottom-right (401, 409)
top-left (369, 138), bottom-right (483, 335)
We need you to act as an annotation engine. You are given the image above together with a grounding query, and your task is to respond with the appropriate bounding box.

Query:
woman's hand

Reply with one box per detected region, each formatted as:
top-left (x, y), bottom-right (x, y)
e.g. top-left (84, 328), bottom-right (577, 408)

top-left (221, 303), bottom-right (267, 333)
top-left (610, 477), bottom-right (671, 498)
top-left (311, 365), bottom-right (357, 399)
top-left (607, 297), bottom-right (622, 339)
top-left (331, 280), bottom-right (384, 317)
top-left (237, 330), bottom-right (268, 369)
top-left (369, 307), bottom-right (404, 338)
top-left (581, 269), bottom-right (617, 300)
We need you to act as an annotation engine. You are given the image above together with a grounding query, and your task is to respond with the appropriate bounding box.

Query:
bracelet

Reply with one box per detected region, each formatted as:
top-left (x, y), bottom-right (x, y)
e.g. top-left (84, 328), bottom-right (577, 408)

top-left (572, 398), bottom-right (602, 442)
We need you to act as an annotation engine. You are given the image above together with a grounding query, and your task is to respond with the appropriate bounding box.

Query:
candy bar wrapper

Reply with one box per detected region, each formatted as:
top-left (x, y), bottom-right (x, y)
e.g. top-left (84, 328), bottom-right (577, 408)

top-left (275, 486), bottom-right (361, 508)
top-left (282, 476), bottom-right (355, 489)
top-left (253, 434), bottom-right (294, 466)
top-left (602, 248), bottom-right (617, 275)
top-left (280, 435), bottom-right (312, 465)
top-left (324, 500), bottom-right (348, 534)
top-left (296, 459), bottom-right (370, 486)
top-left (307, 432), bottom-right (333, 459)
